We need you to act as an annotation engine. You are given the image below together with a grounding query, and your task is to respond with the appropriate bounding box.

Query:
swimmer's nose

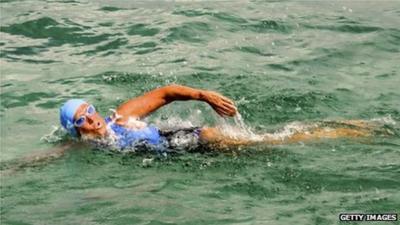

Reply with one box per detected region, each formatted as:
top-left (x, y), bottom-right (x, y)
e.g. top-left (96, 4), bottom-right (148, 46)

top-left (87, 116), bottom-right (94, 124)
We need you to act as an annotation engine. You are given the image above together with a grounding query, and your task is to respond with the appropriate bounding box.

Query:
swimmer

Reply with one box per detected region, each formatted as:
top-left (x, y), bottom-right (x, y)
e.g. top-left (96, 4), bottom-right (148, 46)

top-left (2, 84), bottom-right (385, 173)
top-left (57, 84), bottom-right (377, 152)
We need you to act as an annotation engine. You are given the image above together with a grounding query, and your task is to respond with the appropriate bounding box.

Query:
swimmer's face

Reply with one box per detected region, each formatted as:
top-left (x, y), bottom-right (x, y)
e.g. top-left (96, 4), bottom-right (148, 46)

top-left (74, 103), bottom-right (107, 138)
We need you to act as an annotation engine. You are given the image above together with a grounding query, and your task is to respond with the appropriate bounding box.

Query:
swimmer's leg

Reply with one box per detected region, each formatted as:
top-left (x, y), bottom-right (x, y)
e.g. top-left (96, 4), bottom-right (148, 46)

top-left (199, 120), bottom-right (374, 148)
top-left (276, 126), bottom-right (371, 144)
top-left (199, 127), bottom-right (254, 148)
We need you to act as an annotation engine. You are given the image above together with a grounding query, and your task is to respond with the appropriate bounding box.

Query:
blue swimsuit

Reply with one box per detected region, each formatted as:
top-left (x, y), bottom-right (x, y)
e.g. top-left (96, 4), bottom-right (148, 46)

top-left (104, 117), bottom-right (201, 153)
top-left (105, 117), bottom-right (163, 149)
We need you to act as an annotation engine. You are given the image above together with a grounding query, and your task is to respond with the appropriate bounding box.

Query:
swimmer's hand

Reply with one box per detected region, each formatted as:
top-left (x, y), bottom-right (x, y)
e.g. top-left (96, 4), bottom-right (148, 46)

top-left (201, 91), bottom-right (237, 117)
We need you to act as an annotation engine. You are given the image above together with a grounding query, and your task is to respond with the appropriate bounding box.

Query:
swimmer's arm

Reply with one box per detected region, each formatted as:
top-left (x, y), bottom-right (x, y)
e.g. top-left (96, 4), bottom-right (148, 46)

top-left (19, 142), bottom-right (83, 167)
top-left (116, 84), bottom-right (237, 119)
top-left (21, 142), bottom-right (75, 164)
top-left (1, 142), bottom-right (83, 175)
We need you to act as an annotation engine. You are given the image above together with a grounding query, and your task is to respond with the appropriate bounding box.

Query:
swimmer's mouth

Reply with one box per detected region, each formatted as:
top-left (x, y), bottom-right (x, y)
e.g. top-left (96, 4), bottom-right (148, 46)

top-left (96, 122), bottom-right (102, 129)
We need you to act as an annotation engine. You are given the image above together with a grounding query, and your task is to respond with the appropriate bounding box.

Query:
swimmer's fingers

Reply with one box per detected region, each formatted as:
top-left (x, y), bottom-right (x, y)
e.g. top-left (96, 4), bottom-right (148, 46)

top-left (203, 91), bottom-right (237, 117)
top-left (223, 103), bottom-right (237, 113)
top-left (212, 103), bottom-right (236, 117)
top-left (221, 102), bottom-right (237, 116)
top-left (219, 95), bottom-right (237, 114)
top-left (214, 108), bottom-right (225, 117)
top-left (213, 106), bottom-right (229, 117)
top-left (221, 95), bottom-right (235, 106)
top-left (210, 101), bottom-right (235, 117)
top-left (212, 91), bottom-right (236, 106)
top-left (210, 104), bottom-right (224, 117)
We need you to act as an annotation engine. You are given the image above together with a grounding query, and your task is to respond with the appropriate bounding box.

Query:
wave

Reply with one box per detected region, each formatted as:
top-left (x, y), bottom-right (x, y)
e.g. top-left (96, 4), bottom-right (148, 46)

top-left (99, 6), bottom-right (126, 12)
top-left (162, 22), bottom-right (214, 43)
top-left (0, 91), bottom-right (57, 109)
top-left (0, 17), bottom-right (112, 47)
top-left (238, 19), bottom-right (293, 34)
top-left (173, 9), bottom-right (247, 24)
top-left (76, 38), bottom-right (129, 56)
top-left (303, 23), bottom-right (382, 33)
top-left (126, 23), bottom-right (160, 37)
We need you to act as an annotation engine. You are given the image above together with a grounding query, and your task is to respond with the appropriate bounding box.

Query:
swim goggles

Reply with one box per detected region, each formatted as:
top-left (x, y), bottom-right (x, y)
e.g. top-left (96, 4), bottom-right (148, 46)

top-left (74, 105), bottom-right (96, 127)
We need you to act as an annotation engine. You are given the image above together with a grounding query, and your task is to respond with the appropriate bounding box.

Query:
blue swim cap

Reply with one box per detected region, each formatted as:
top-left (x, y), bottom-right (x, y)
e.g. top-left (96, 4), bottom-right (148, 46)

top-left (60, 99), bottom-right (87, 137)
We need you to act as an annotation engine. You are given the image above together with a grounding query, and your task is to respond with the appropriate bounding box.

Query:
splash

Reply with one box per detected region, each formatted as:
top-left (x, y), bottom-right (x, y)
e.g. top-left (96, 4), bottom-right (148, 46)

top-left (153, 116), bottom-right (196, 131)
top-left (370, 115), bottom-right (396, 125)
top-left (214, 115), bottom-right (398, 144)
top-left (216, 112), bottom-right (264, 142)
top-left (109, 109), bottom-right (148, 130)
top-left (264, 122), bottom-right (317, 142)
top-left (213, 113), bottom-right (313, 144)
top-left (40, 126), bottom-right (68, 143)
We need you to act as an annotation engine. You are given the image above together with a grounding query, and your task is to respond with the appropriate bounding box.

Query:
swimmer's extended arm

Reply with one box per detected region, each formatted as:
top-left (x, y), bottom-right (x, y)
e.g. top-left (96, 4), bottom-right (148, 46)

top-left (116, 84), bottom-right (237, 120)
top-left (1, 142), bottom-right (85, 176)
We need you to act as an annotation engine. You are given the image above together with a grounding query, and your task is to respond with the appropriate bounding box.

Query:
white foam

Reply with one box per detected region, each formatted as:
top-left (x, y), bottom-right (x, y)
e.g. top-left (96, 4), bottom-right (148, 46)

top-left (109, 109), bottom-right (148, 130)
top-left (370, 115), bottom-right (396, 125)
top-left (153, 116), bottom-right (195, 130)
top-left (215, 113), bottom-right (263, 141)
top-left (40, 125), bottom-right (66, 143)
top-left (263, 122), bottom-right (316, 141)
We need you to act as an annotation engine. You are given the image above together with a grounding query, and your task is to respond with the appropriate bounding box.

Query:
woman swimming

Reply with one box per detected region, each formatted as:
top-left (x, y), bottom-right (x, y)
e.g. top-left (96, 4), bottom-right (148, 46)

top-left (59, 84), bottom-right (376, 153)
top-left (1, 84), bottom-right (385, 174)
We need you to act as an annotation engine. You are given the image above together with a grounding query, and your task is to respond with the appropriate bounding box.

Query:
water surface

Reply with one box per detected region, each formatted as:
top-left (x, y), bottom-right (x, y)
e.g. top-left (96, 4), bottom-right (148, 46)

top-left (1, 1), bottom-right (400, 225)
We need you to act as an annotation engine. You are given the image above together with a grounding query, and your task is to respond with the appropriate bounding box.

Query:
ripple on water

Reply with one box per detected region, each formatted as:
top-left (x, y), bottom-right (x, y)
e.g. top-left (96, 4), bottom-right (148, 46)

top-left (1, 45), bottom-right (46, 56)
top-left (76, 38), bottom-right (129, 56)
top-left (83, 71), bottom-right (163, 87)
top-left (0, 17), bottom-right (112, 47)
top-left (236, 19), bottom-right (294, 34)
top-left (99, 6), bottom-right (126, 12)
top-left (0, 91), bottom-right (57, 109)
top-left (162, 21), bottom-right (214, 43)
top-left (125, 41), bottom-right (161, 55)
top-left (217, 181), bottom-right (277, 199)
top-left (366, 29), bottom-right (400, 52)
top-left (242, 90), bottom-right (340, 124)
top-left (126, 23), bottom-right (160, 37)
top-left (173, 9), bottom-right (248, 24)
top-left (302, 23), bottom-right (383, 33)
top-left (235, 46), bottom-right (275, 57)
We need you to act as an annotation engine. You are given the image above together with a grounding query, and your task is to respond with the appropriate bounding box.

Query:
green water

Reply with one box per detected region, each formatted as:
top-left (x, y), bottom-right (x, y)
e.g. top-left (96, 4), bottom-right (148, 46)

top-left (1, 1), bottom-right (400, 224)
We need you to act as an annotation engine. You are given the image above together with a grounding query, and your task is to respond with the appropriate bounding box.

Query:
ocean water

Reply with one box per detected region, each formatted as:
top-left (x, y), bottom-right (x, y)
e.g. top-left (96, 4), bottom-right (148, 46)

top-left (1, 1), bottom-right (400, 225)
